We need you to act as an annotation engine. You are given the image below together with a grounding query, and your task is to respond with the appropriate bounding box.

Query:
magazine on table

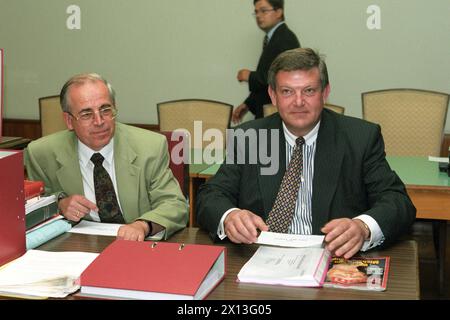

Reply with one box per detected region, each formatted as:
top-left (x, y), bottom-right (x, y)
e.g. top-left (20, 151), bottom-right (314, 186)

top-left (323, 256), bottom-right (390, 291)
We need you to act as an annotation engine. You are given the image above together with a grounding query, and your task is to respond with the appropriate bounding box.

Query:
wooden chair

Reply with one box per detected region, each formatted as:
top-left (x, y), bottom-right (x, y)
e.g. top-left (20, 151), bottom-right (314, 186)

top-left (263, 104), bottom-right (277, 117)
top-left (363, 88), bottom-right (450, 290)
top-left (362, 88), bottom-right (449, 156)
top-left (39, 95), bottom-right (66, 137)
top-left (157, 99), bottom-right (232, 149)
top-left (324, 103), bottom-right (345, 114)
top-left (160, 131), bottom-right (188, 197)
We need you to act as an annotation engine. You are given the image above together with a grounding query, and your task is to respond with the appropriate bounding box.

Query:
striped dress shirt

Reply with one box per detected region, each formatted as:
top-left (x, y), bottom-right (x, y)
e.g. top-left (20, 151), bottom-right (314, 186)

top-left (282, 122), bottom-right (319, 235)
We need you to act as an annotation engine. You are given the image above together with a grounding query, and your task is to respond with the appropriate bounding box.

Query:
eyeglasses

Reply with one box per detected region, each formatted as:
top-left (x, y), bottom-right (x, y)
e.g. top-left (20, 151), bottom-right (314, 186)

top-left (252, 8), bottom-right (276, 16)
top-left (67, 104), bottom-right (118, 124)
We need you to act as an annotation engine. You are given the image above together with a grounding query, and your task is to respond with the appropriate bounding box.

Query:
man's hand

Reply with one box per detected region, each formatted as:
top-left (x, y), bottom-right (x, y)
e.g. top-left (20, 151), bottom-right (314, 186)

top-left (224, 209), bottom-right (268, 244)
top-left (58, 195), bottom-right (98, 222)
top-left (321, 218), bottom-right (368, 259)
top-left (117, 220), bottom-right (149, 241)
top-left (232, 103), bottom-right (249, 124)
top-left (237, 69), bottom-right (251, 82)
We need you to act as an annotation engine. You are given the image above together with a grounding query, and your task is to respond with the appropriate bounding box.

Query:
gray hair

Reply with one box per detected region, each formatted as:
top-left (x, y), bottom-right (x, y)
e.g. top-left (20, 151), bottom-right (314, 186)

top-left (59, 73), bottom-right (116, 112)
top-left (268, 48), bottom-right (329, 90)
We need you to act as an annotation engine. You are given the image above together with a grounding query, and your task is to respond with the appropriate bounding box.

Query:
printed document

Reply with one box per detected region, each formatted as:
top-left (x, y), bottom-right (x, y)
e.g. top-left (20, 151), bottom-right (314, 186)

top-left (237, 246), bottom-right (330, 287)
top-left (68, 220), bottom-right (122, 236)
top-left (428, 156), bottom-right (449, 163)
top-left (0, 250), bottom-right (98, 298)
top-left (256, 231), bottom-right (324, 248)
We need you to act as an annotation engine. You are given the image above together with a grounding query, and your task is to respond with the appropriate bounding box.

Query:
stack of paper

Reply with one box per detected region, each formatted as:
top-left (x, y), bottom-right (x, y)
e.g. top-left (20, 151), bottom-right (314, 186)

top-left (238, 232), bottom-right (330, 287)
top-left (0, 250), bottom-right (98, 298)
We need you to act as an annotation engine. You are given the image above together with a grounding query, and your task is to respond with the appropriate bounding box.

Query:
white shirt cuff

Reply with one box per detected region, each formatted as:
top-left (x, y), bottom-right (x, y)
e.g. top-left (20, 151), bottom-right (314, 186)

top-left (146, 230), bottom-right (165, 241)
top-left (217, 208), bottom-right (240, 240)
top-left (354, 214), bottom-right (385, 251)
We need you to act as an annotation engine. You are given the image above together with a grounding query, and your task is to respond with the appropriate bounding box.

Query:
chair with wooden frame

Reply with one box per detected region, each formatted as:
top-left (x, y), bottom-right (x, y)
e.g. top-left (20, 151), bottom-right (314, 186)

top-left (159, 131), bottom-right (188, 198)
top-left (39, 95), bottom-right (66, 137)
top-left (362, 88), bottom-right (449, 157)
top-left (157, 99), bottom-right (233, 150)
top-left (362, 88), bottom-right (450, 295)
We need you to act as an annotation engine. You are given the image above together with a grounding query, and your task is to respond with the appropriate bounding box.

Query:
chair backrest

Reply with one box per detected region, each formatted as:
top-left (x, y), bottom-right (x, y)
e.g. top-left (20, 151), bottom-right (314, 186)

top-left (160, 131), bottom-right (188, 197)
top-left (263, 104), bottom-right (277, 117)
top-left (325, 103), bottom-right (345, 114)
top-left (263, 103), bottom-right (345, 117)
top-left (39, 95), bottom-right (66, 137)
top-left (157, 99), bottom-right (232, 149)
top-left (362, 89), bottom-right (450, 156)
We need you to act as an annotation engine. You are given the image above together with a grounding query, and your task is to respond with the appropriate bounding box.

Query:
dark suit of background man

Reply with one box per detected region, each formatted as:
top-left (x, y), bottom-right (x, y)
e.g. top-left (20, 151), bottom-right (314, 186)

top-left (232, 0), bottom-right (300, 123)
top-left (197, 48), bottom-right (416, 259)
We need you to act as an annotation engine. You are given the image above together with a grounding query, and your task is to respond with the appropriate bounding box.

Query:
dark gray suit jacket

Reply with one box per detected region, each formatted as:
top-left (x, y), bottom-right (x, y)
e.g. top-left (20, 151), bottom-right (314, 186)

top-left (196, 110), bottom-right (416, 246)
top-left (245, 23), bottom-right (300, 118)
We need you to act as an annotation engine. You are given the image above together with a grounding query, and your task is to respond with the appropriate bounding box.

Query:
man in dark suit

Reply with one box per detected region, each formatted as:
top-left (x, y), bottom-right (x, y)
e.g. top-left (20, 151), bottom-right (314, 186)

top-left (232, 0), bottom-right (300, 123)
top-left (197, 48), bottom-right (416, 259)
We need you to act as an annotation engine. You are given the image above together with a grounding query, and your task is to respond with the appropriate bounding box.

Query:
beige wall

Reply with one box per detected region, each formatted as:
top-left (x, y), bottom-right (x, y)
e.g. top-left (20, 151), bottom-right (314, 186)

top-left (1, 0), bottom-right (449, 130)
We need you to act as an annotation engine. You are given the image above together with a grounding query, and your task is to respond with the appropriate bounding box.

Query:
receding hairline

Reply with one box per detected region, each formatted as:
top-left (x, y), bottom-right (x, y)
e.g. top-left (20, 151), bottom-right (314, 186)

top-left (60, 73), bottom-right (115, 112)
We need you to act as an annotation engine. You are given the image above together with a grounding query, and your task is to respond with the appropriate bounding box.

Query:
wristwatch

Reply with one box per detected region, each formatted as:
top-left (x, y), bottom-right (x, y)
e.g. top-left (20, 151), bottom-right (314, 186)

top-left (57, 191), bottom-right (68, 203)
top-left (57, 192), bottom-right (68, 215)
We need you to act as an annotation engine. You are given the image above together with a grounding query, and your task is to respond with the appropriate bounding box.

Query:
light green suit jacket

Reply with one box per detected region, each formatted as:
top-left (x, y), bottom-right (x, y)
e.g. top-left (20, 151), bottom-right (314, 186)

top-left (25, 122), bottom-right (188, 239)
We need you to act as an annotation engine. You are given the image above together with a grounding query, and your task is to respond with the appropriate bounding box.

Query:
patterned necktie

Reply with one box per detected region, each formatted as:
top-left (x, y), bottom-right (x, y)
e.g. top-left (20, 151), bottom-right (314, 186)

top-left (266, 137), bottom-right (305, 233)
top-left (263, 34), bottom-right (269, 50)
top-left (91, 153), bottom-right (125, 224)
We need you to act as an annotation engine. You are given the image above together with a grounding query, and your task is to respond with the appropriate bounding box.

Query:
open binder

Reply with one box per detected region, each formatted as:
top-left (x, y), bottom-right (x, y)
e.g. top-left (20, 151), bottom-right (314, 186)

top-left (80, 239), bottom-right (226, 300)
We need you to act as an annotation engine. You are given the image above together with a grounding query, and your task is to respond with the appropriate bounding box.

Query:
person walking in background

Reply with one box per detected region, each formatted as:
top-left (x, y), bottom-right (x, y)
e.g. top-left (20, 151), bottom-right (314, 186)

top-left (232, 0), bottom-right (300, 123)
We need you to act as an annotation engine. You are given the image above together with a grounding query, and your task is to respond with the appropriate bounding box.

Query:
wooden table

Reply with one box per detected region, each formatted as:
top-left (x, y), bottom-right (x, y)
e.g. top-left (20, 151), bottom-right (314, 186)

top-left (38, 228), bottom-right (420, 300)
top-left (387, 156), bottom-right (450, 295)
top-left (188, 157), bottom-right (450, 295)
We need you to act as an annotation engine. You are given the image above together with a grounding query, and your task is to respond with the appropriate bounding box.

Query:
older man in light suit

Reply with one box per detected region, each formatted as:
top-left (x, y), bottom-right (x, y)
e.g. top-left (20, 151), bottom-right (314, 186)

top-left (25, 73), bottom-right (188, 241)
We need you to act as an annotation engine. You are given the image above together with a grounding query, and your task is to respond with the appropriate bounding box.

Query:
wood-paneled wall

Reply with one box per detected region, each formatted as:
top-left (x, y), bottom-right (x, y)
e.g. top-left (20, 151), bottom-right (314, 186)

top-left (441, 134), bottom-right (450, 157)
top-left (2, 118), bottom-right (159, 141)
top-left (2, 119), bottom-right (41, 140)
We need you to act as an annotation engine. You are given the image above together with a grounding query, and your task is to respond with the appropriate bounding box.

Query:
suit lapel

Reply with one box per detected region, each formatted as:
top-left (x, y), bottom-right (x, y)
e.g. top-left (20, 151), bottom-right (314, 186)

top-left (258, 115), bottom-right (286, 219)
top-left (113, 123), bottom-right (140, 217)
top-left (56, 133), bottom-right (84, 195)
top-left (311, 111), bottom-right (344, 234)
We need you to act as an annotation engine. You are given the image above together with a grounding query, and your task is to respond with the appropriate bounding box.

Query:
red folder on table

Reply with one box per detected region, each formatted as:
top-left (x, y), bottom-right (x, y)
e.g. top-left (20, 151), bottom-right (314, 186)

top-left (24, 180), bottom-right (44, 200)
top-left (80, 239), bottom-right (226, 300)
top-left (0, 150), bottom-right (26, 266)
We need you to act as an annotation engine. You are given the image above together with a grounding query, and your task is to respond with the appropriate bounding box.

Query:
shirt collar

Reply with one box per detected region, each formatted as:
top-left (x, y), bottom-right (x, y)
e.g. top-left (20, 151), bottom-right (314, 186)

top-left (78, 138), bottom-right (115, 167)
top-left (266, 21), bottom-right (284, 41)
top-left (282, 120), bottom-right (321, 148)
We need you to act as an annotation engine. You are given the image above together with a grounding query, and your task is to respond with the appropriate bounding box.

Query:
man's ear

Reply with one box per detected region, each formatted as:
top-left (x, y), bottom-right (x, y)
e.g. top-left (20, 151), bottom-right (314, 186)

top-left (275, 8), bottom-right (283, 21)
top-left (322, 84), bottom-right (331, 102)
top-left (268, 85), bottom-right (277, 107)
top-left (63, 112), bottom-right (74, 131)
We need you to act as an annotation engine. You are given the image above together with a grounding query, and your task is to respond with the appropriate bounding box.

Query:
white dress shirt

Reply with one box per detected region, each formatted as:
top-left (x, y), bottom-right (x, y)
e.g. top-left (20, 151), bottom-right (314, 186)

top-left (217, 121), bottom-right (385, 250)
top-left (77, 138), bottom-right (122, 222)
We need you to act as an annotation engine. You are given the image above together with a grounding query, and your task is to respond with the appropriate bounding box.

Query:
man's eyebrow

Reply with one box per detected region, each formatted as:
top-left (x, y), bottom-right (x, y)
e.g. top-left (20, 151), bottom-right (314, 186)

top-left (78, 104), bottom-right (112, 112)
top-left (78, 107), bottom-right (94, 113)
